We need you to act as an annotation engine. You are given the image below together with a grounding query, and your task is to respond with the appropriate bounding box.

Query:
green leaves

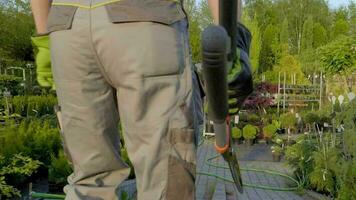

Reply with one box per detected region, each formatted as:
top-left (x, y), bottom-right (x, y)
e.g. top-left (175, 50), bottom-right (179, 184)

top-left (242, 124), bottom-right (258, 139)
top-left (0, 154), bottom-right (41, 198)
top-left (0, 118), bottom-right (61, 167)
top-left (0, 1), bottom-right (34, 62)
top-left (309, 148), bottom-right (340, 194)
top-left (284, 110), bottom-right (356, 199)
top-left (263, 124), bottom-right (277, 138)
top-left (231, 127), bottom-right (242, 139)
top-left (280, 113), bottom-right (296, 129)
top-left (313, 23), bottom-right (327, 48)
top-left (301, 15), bottom-right (314, 51)
top-left (285, 135), bottom-right (317, 187)
top-left (184, 0), bottom-right (213, 63)
top-left (0, 176), bottom-right (20, 198)
top-left (2, 95), bottom-right (58, 117)
top-left (0, 154), bottom-right (41, 176)
top-left (318, 36), bottom-right (356, 76)
top-left (48, 150), bottom-right (72, 185)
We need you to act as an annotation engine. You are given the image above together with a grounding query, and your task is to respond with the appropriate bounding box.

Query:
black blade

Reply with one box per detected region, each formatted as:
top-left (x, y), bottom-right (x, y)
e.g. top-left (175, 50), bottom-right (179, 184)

top-left (228, 152), bottom-right (243, 193)
top-left (223, 149), bottom-right (243, 193)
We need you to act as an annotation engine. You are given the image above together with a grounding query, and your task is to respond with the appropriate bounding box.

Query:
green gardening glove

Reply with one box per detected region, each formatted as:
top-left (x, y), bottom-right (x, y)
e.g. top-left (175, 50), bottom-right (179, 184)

top-left (31, 35), bottom-right (54, 89)
top-left (227, 23), bottom-right (253, 115)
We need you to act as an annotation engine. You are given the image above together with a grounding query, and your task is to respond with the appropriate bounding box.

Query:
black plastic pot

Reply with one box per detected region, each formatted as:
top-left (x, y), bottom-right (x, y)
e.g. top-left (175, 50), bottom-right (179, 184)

top-left (272, 153), bottom-right (282, 162)
top-left (277, 128), bottom-right (285, 134)
top-left (245, 139), bottom-right (254, 146)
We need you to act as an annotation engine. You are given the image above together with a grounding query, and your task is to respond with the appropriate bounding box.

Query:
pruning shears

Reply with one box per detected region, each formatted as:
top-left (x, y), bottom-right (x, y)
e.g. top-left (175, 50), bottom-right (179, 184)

top-left (201, 0), bottom-right (243, 193)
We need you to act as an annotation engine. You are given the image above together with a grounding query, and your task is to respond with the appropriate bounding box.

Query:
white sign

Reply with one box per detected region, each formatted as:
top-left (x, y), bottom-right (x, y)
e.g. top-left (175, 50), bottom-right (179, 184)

top-left (234, 115), bottom-right (239, 124)
top-left (331, 96), bottom-right (336, 105)
top-left (347, 92), bottom-right (355, 101)
top-left (338, 95), bottom-right (344, 105)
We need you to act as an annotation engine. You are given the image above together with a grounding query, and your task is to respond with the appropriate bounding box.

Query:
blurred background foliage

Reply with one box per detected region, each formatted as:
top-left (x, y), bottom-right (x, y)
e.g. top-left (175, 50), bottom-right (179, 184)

top-left (0, 0), bottom-right (354, 199)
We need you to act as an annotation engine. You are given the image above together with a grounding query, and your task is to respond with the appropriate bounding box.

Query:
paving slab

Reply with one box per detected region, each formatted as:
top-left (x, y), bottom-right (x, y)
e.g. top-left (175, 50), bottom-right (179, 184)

top-left (196, 140), bottom-right (314, 200)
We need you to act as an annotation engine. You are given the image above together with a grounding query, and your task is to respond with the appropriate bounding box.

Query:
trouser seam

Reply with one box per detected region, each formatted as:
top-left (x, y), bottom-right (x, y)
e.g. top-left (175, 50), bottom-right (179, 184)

top-left (88, 7), bottom-right (115, 87)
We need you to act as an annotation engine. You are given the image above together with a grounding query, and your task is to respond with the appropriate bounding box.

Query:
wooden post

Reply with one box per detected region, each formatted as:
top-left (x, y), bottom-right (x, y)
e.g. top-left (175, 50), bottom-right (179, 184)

top-left (294, 73), bottom-right (297, 85)
top-left (277, 72), bottom-right (281, 115)
top-left (319, 71), bottom-right (323, 110)
top-left (283, 72), bottom-right (286, 110)
top-left (29, 182), bottom-right (33, 200)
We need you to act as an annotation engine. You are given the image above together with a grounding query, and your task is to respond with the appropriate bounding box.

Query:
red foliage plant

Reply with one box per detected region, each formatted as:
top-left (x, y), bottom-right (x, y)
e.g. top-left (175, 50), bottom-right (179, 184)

top-left (243, 82), bottom-right (275, 109)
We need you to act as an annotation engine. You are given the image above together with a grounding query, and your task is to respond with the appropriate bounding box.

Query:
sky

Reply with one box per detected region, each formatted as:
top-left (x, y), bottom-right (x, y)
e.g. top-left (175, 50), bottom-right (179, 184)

top-left (329, 0), bottom-right (354, 9)
top-left (196, 0), bottom-right (354, 9)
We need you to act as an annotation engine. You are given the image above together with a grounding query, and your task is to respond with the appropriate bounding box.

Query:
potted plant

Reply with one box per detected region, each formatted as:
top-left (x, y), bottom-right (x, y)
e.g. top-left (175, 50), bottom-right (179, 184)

top-left (303, 112), bottom-right (319, 133)
top-left (271, 145), bottom-right (283, 162)
top-left (271, 135), bottom-right (285, 162)
top-left (280, 113), bottom-right (297, 145)
top-left (272, 119), bottom-right (284, 134)
top-left (231, 127), bottom-right (243, 144)
top-left (242, 124), bottom-right (258, 145)
top-left (280, 113), bottom-right (297, 135)
top-left (263, 124), bottom-right (277, 144)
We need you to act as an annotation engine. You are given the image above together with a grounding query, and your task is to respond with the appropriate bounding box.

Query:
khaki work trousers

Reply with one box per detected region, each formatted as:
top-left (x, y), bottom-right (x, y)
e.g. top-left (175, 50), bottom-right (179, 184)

top-left (50, 6), bottom-right (197, 200)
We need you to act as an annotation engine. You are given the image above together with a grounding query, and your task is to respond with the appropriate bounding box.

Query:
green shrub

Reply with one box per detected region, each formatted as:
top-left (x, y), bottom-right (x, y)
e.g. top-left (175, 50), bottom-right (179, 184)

top-left (263, 124), bottom-right (277, 138)
top-left (271, 119), bottom-right (281, 129)
top-left (248, 114), bottom-right (260, 123)
top-left (231, 127), bottom-right (242, 139)
top-left (284, 100), bottom-right (355, 197)
top-left (0, 154), bottom-right (41, 198)
top-left (3, 95), bottom-right (58, 117)
top-left (303, 112), bottom-right (320, 124)
top-left (0, 118), bottom-right (61, 166)
top-left (239, 112), bottom-right (249, 122)
top-left (0, 75), bottom-right (22, 96)
top-left (335, 159), bottom-right (356, 200)
top-left (309, 147), bottom-right (339, 195)
top-left (285, 135), bottom-right (317, 187)
top-left (271, 145), bottom-right (283, 155)
top-left (335, 100), bottom-right (356, 131)
top-left (242, 124), bottom-right (258, 140)
top-left (48, 150), bottom-right (72, 185)
top-left (272, 135), bottom-right (284, 146)
top-left (314, 109), bottom-right (331, 125)
top-left (343, 131), bottom-right (356, 158)
top-left (280, 113), bottom-right (296, 129)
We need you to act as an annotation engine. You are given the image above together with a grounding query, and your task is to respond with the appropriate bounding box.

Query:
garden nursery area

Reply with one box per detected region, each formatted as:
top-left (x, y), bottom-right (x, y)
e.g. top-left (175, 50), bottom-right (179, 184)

top-left (0, 0), bottom-right (355, 200)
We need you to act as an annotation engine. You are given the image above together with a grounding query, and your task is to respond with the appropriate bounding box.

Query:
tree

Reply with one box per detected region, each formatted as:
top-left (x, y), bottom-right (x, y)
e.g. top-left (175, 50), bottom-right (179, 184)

top-left (0, 1), bottom-right (34, 63)
top-left (280, 18), bottom-right (289, 45)
top-left (245, 0), bottom-right (277, 29)
top-left (299, 49), bottom-right (322, 75)
top-left (313, 23), bottom-right (327, 48)
top-left (264, 53), bottom-right (309, 84)
top-left (184, 0), bottom-right (212, 63)
top-left (334, 7), bottom-right (348, 22)
top-left (331, 19), bottom-right (350, 39)
top-left (301, 15), bottom-right (314, 51)
top-left (349, 2), bottom-right (356, 34)
top-left (258, 24), bottom-right (278, 73)
top-left (273, 0), bottom-right (331, 54)
top-left (242, 13), bottom-right (261, 73)
top-left (318, 36), bottom-right (355, 91)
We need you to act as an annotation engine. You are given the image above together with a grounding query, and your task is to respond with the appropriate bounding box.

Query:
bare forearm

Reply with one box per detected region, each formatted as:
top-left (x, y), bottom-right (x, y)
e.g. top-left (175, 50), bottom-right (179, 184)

top-left (30, 0), bottom-right (52, 34)
top-left (208, 0), bottom-right (219, 24)
top-left (208, 0), bottom-right (242, 24)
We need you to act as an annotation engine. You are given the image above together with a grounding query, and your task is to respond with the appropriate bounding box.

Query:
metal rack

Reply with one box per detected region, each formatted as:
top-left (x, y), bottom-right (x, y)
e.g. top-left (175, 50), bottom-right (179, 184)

top-left (277, 72), bottom-right (323, 113)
